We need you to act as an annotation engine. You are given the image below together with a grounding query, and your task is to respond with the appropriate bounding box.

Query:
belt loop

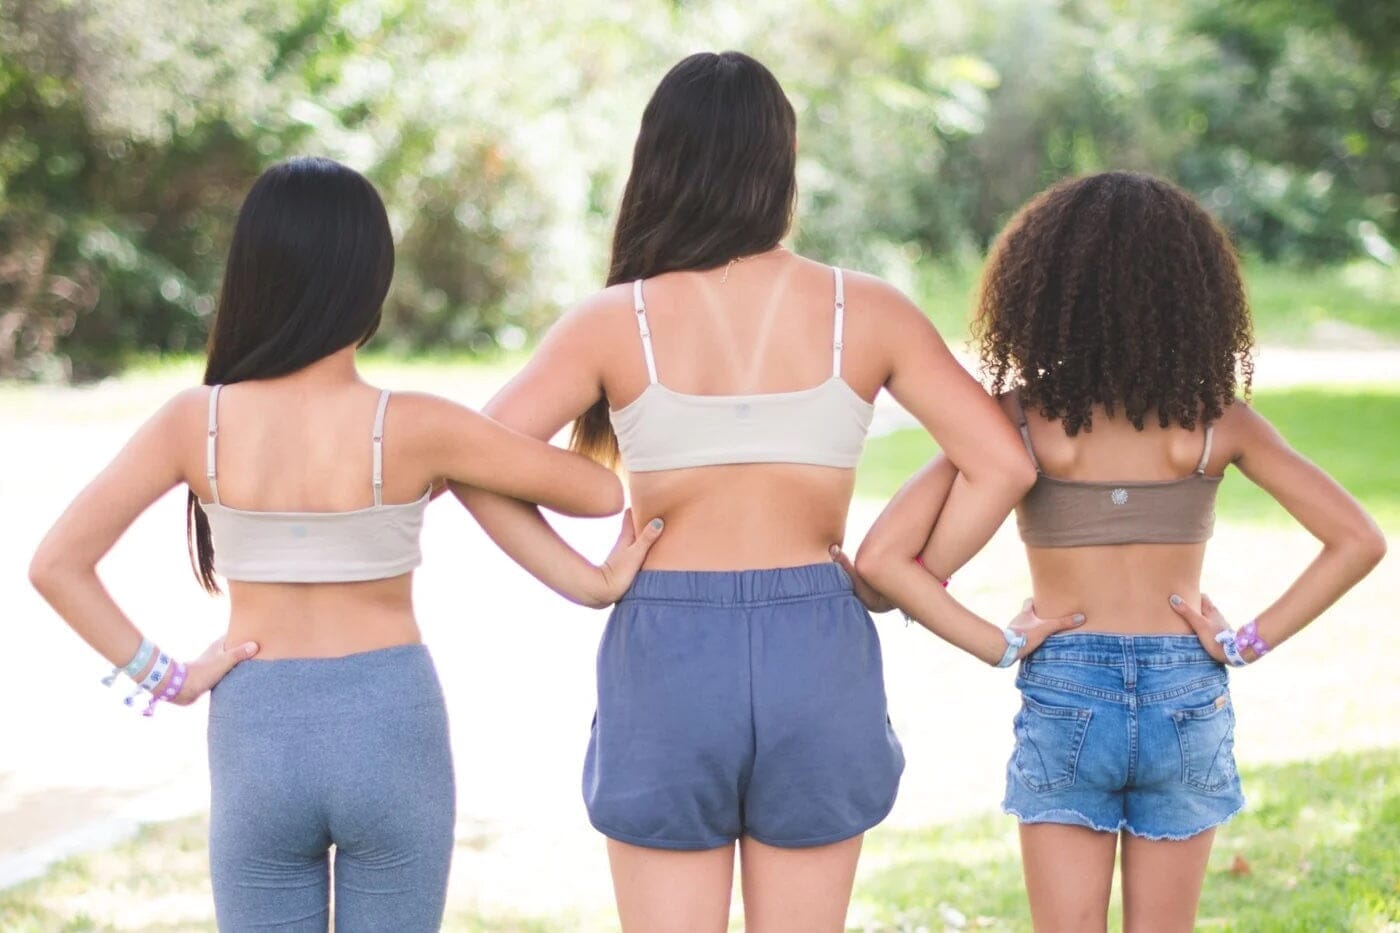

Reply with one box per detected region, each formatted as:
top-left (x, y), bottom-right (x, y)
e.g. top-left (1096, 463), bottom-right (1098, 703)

top-left (1124, 637), bottom-right (1138, 690)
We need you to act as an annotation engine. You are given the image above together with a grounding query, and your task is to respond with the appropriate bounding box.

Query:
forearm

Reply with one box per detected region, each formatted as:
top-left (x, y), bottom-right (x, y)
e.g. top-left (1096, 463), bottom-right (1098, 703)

top-left (453, 483), bottom-right (608, 607)
top-left (868, 561), bottom-right (1008, 665)
top-left (29, 561), bottom-right (147, 668)
top-left (918, 467), bottom-right (1027, 581)
top-left (1252, 536), bottom-right (1386, 650)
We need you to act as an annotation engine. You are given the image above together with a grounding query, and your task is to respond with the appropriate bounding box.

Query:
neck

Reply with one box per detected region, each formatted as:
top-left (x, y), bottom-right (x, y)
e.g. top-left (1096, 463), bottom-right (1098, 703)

top-left (265, 345), bottom-right (361, 387)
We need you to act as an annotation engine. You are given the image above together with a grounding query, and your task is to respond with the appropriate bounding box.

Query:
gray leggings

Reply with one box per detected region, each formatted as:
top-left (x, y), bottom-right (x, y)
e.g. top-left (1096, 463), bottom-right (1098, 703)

top-left (208, 645), bottom-right (454, 931)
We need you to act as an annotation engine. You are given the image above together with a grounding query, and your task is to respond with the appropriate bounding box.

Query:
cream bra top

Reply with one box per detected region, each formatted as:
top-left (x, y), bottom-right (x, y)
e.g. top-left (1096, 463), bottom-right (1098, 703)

top-left (610, 267), bottom-right (874, 472)
top-left (200, 386), bottom-right (429, 583)
top-left (1012, 392), bottom-right (1220, 548)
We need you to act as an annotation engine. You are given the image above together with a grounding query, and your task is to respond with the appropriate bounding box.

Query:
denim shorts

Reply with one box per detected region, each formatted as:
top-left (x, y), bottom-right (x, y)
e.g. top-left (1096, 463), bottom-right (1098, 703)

top-left (1003, 633), bottom-right (1245, 840)
top-left (584, 563), bottom-right (905, 850)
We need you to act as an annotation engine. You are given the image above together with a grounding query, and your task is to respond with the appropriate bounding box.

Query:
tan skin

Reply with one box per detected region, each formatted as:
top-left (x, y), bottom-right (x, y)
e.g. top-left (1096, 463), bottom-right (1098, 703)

top-left (856, 392), bottom-right (1386, 933)
top-left (28, 346), bottom-right (657, 708)
top-left (455, 247), bottom-right (1036, 933)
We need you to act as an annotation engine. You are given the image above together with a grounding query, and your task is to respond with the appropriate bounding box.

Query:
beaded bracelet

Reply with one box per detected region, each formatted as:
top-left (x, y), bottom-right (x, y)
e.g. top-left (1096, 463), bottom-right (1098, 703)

top-left (143, 660), bottom-right (187, 717)
top-left (1235, 619), bottom-right (1271, 658)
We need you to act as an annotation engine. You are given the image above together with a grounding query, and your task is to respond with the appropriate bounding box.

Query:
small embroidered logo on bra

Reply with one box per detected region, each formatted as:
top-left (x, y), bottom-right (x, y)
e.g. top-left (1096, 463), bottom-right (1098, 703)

top-left (1110, 488), bottom-right (1129, 506)
top-left (734, 402), bottom-right (751, 419)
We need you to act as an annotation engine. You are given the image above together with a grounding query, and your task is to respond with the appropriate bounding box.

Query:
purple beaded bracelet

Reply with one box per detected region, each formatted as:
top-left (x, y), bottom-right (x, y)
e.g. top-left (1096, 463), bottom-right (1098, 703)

top-left (1235, 619), bottom-right (1270, 658)
top-left (143, 660), bottom-right (187, 717)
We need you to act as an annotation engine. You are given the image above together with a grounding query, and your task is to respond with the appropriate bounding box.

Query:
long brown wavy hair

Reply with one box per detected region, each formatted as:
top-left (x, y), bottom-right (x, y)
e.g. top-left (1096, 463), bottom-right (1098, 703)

top-left (569, 51), bottom-right (797, 466)
top-left (974, 171), bottom-right (1253, 435)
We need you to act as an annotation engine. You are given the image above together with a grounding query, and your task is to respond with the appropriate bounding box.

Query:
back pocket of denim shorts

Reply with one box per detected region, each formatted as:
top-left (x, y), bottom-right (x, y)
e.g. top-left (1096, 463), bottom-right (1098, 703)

top-left (1172, 697), bottom-right (1236, 793)
top-left (1012, 695), bottom-right (1092, 793)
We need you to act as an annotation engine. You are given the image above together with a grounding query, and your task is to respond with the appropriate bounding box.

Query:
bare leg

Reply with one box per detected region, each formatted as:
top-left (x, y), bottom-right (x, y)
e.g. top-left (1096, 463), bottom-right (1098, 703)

top-left (738, 834), bottom-right (863, 933)
top-left (606, 839), bottom-right (735, 933)
top-left (1120, 828), bottom-right (1215, 933)
top-left (1019, 823), bottom-right (1118, 933)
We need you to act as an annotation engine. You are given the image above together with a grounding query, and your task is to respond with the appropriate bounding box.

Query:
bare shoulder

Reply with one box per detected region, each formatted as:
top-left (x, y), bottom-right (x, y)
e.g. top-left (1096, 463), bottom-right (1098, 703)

top-left (1214, 397), bottom-right (1283, 462)
top-left (155, 385), bottom-right (215, 435)
top-left (542, 283), bottom-right (637, 345)
top-left (838, 267), bottom-right (925, 320)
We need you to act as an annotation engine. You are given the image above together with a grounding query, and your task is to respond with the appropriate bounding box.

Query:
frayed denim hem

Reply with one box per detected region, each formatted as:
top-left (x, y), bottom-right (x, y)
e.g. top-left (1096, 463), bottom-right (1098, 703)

top-left (1002, 798), bottom-right (1246, 841)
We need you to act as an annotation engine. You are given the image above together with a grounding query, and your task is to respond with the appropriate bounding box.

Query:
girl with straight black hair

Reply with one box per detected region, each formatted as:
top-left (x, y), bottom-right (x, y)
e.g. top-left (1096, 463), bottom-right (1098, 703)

top-left (31, 156), bottom-right (661, 930)
top-left (456, 53), bottom-right (1052, 931)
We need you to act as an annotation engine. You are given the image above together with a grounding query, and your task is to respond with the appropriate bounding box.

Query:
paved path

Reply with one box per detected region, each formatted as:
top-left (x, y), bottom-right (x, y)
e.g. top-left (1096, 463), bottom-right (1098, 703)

top-left (1, 349), bottom-right (1396, 922)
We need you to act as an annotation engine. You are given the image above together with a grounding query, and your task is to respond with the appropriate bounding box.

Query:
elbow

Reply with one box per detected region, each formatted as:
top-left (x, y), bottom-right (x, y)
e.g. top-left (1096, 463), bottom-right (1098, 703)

top-left (1007, 454), bottom-right (1038, 496)
top-left (853, 539), bottom-right (892, 593)
top-left (584, 474), bottom-right (625, 518)
top-left (28, 546), bottom-right (65, 598)
top-left (1355, 525), bottom-right (1388, 572)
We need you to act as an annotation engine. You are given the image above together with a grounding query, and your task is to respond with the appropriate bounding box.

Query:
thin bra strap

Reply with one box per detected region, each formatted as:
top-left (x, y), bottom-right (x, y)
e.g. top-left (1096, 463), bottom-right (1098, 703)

top-left (1012, 390), bottom-right (1042, 471)
top-left (372, 389), bottom-right (391, 506)
top-left (632, 279), bottom-right (658, 384)
top-left (205, 385), bottom-right (222, 505)
top-left (1195, 423), bottom-right (1215, 475)
top-left (832, 267), bottom-right (846, 377)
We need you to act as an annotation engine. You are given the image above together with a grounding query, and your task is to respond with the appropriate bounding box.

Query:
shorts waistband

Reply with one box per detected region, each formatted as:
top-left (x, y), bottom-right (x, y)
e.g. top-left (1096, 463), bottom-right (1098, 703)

top-left (1028, 632), bottom-right (1215, 666)
top-left (620, 562), bottom-right (854, 606)
top-left (209, 643), bottom-right (440, 721)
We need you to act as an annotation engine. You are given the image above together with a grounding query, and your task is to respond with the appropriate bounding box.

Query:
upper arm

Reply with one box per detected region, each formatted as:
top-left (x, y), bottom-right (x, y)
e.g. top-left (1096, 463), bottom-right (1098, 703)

top-left (406, 394), bottom-right (622, 517)
top-left (870, 282), bottom-right (1033, 485)
top-left (32, 388), bottom-right (201, 574)
top-left (1226, 401), bottom-right (1382, 549)
top-left (482, 290), bottom-right (626, 439)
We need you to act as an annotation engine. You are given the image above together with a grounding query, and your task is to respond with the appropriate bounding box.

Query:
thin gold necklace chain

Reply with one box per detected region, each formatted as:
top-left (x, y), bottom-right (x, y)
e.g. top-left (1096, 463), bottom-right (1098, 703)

top-left (721, 245), bottom-right (786, 284)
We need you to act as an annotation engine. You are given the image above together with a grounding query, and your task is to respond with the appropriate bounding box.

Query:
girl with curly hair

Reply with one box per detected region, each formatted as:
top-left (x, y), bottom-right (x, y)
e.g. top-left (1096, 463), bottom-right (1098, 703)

top-left (850, 171), bottom-right (1385, 930)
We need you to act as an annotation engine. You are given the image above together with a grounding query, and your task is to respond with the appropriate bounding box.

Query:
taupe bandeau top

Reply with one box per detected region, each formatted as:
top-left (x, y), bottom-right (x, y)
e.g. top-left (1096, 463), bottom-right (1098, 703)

top-left (1013, 393), bottom-right (1220, 548)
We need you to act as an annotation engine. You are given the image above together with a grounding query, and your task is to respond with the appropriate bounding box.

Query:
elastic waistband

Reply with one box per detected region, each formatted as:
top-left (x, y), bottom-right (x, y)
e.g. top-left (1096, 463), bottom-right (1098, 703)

top-left (209, 643), bottom-right (440, 721)
top-left (620, 562), bottom-right (854, 606)
top-left (1029, 632), bottom-right (1216, 666)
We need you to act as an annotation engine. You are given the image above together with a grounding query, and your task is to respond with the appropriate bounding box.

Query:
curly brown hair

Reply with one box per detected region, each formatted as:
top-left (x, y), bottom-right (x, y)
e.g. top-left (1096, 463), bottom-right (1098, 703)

top-left (974, 171), bottom-right (1253, 435)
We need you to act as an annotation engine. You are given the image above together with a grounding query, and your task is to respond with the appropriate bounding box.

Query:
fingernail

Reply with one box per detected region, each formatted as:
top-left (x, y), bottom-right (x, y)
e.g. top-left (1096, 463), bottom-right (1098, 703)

top-left (649, 518), bottom-right (663, 531)
top-left (1072, 613), bottom-right (1086, 625)
top-left (1169, 594), bottom-right (1183, 606)
top-left (829, 545), bottom-right (841, 557)
top-left (244, 642), bottom-right (259, 657)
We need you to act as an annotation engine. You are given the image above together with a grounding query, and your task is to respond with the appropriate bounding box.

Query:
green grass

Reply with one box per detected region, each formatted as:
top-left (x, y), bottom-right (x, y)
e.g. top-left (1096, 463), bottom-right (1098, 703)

top-left (910, 258), bottom-right (1400, 348)
top-left (4, 750), bottom-right (1393, 931)
top-left (853, 747), bottom-right (1400, 932)
top-left (857, 385), bottom-right (1400, 529)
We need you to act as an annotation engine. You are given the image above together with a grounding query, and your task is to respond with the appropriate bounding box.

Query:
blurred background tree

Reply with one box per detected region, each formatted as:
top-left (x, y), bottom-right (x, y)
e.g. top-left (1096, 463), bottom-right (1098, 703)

top-left (1, 0), bottom-right (1396, 379)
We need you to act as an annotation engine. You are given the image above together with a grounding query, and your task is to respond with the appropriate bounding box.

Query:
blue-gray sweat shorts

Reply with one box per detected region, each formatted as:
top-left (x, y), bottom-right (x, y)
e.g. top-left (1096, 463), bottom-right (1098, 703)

top-left (584, 563), bottom-right (905, 850)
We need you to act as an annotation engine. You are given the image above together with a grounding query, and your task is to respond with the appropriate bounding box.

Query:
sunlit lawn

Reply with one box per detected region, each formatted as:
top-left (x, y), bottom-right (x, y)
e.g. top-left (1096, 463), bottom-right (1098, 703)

top-left (857, 385), bottom-right (1400, 529)
top-left (2, 748), bottom-right (1393, 932)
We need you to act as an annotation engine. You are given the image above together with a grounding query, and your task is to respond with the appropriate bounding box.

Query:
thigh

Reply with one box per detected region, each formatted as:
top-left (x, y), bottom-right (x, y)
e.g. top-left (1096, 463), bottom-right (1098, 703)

top-left (209, 716), bottom-right (332, 931)
top-left (1120, 828), bottom-right (1215, 933)
top-left (1018, 823), bottom-right (1117, 933)
top-left (738, 834), bottom-right (863, 933)
top-left (329, 701), bottom-right (456, 933)
top-left (607, 838), bottom-right (735, 933)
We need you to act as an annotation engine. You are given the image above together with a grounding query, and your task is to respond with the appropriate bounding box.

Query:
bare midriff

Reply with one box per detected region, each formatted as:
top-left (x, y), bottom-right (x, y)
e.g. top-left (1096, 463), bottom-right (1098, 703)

top-left (628, 462), bottom-right (855, 571)
top-left (224, 576), bottom-right (421, 659)
top-left (1026, 542), bottom-right (1207, 635)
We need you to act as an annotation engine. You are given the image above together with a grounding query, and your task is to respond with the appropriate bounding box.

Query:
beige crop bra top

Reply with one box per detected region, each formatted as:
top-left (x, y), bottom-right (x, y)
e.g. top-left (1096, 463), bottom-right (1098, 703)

top-left (200, 386), bottom-right (430, 583)
top-left (1013, 392), bottom-right (1221, 548)
top-left (610, 267), bottom-right (874, 472)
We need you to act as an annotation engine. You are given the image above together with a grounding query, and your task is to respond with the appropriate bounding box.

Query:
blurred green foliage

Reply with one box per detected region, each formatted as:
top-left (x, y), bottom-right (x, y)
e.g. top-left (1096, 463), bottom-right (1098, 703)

top-left (1, 0), bottom-right (1397, 379)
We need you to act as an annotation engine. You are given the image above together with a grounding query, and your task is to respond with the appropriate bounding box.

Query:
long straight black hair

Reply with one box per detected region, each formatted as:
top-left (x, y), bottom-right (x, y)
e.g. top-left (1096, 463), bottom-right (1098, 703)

top-left (187, 157), bottom-right (394, 592)
top-left (570, 51), bottom-right (798, 466)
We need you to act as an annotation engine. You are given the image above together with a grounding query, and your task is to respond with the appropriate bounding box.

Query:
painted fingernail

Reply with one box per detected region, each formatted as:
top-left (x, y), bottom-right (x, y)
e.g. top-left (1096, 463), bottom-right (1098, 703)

top-left (649, 518), bottom-right (663, 531)
top-left (1073, 614), bottom-right (1086, 625)
top-left (829, 545), bottom-right (841, 557)
top-left (244, 642), bottom-right (259, 657)
top-left (1169, 594), bottom-right (1183, 606)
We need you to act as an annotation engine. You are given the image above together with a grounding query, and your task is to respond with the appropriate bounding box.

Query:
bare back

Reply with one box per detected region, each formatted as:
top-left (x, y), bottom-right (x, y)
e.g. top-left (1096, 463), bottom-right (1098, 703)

top-left (1004, 393), bottom-right (1232, 633)
top-left (602, 253), bottom-right (891, 570)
